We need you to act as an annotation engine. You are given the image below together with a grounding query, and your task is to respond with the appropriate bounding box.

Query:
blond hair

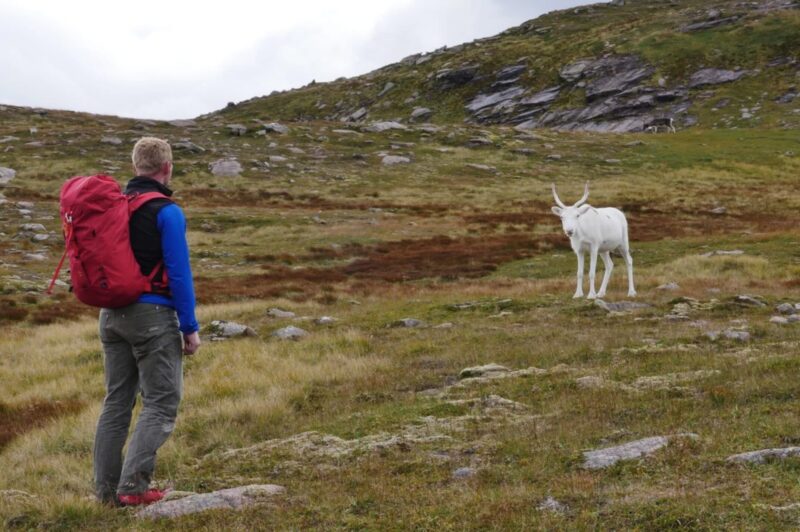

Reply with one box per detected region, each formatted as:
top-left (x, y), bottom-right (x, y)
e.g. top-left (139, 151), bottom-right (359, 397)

top-left (132, 137), bottom-right (172, 176)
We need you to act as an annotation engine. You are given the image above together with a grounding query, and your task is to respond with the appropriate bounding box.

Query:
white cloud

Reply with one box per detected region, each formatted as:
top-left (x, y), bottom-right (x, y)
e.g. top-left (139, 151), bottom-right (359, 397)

top-left (0, 0), bottom-right (592, 119)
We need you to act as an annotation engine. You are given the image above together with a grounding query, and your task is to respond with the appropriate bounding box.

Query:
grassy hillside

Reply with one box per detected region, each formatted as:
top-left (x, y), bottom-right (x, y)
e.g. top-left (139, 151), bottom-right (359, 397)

top-left (1, 0), bottom-right (800, 529)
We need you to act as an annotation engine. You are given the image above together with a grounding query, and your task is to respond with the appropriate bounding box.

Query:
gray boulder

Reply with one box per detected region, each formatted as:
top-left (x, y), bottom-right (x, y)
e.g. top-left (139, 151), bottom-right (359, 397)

top-left (583, 434), bottom-right (698, 469)
top-left (0, 167), bottom-right (16, 185)
top-left (227, 124), bottom-right (247, 136)
top-left (136, 485), bottom-right (285, 519)
top-left (207, 320), bottom-right (257, 340)
top-left (346, 107), bottom-right (368, 122)
top-left (410, 107), bottom-right (432, 121)
top-left (776, 303), bottom-right (796, 314)
top-left (262, 122), bottom-right (290, 134)
top-left (267, 308), bottom-right (296, 319)
top-left (209, 159), bottom-right (243, 177)
top-left (560, 59), bottom-right (593, 82)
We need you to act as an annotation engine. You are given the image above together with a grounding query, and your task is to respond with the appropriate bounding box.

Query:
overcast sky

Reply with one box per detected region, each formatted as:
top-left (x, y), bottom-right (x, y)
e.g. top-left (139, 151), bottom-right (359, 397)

top-left (0, 0), bottom-right (592, 120)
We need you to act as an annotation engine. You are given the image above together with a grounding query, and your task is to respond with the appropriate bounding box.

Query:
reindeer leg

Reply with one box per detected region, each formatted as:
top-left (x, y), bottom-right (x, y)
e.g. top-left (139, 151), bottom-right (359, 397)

top-left (573, 250), bottom-right (584, 299)
top-left (587, 246), bottom-right (599, 299)
top-left (597, 251), bottom-right (613, 298)
top-left (622, 244), bottom-right (636, 297)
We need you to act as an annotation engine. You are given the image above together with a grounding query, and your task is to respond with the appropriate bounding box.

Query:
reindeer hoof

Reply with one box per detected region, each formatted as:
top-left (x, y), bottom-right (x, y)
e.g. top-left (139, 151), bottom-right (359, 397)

top-left (628, 291), bottom-right (637, 297)
top-left (587, 293), bottom-right (597, 300)
top-left (573, 293), bottom-right (583, 299)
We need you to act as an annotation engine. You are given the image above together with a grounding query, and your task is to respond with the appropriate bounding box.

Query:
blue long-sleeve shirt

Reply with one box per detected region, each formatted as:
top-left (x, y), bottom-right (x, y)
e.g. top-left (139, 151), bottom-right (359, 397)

top-left (138, 203), bottom-right (199, 334)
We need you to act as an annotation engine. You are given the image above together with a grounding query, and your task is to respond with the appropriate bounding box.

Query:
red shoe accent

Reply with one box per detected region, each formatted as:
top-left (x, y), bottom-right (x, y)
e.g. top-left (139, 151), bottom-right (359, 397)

top-left (118, 488), bottom-right (168, 506)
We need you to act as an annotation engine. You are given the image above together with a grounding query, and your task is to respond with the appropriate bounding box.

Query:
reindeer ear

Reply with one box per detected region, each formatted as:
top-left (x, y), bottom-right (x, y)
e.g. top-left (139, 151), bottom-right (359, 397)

top-left (576, 204), bottom-right (592, 216)
top-left (551, 206), bottom-right (563, 216)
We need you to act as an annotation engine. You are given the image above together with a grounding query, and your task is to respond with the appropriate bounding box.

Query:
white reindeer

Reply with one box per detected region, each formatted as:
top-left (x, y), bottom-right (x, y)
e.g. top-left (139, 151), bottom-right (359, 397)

top-left (551, 182), bottom-right (636, 299)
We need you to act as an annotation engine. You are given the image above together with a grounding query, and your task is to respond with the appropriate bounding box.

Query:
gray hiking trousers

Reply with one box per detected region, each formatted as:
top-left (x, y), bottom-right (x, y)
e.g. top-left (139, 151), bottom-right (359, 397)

top-left (93, 303), bottom-right (183, 503)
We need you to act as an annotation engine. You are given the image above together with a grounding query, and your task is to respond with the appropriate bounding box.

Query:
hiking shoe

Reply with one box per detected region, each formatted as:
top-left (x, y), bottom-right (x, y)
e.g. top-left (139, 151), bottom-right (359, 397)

top-left (118, 488), bottom-right (168, 506)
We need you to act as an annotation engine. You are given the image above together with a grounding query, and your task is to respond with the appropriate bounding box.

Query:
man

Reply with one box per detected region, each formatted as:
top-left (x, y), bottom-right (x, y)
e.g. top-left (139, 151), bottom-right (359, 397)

top-left (93, 137), bottom-right (200, 506)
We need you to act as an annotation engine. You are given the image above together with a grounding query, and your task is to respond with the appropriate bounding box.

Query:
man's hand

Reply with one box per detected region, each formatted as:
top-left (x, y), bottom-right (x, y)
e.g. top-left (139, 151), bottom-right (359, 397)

top-left (183, 331), bottom-right (201, 355)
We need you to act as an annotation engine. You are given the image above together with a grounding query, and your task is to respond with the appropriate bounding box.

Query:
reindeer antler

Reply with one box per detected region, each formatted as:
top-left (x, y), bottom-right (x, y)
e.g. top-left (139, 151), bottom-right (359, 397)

top-left (573, 182), bottom-right (590, 207)
top-left (551, 183), bottom-right (566, 208)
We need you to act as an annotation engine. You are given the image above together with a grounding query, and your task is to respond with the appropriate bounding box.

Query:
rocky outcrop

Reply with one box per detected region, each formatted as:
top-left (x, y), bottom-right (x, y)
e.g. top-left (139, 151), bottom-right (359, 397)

top-left (688, 68), bottom-right (748, 88)
top-left (466, 53), bottom-right (699, 133)
top-left (436, 66), bottom-right (479, 90)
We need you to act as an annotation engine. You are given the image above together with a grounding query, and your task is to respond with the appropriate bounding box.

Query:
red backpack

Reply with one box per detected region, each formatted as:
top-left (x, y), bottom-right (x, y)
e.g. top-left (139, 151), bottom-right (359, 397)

top-left (47, 174), bottom-right (170, 308)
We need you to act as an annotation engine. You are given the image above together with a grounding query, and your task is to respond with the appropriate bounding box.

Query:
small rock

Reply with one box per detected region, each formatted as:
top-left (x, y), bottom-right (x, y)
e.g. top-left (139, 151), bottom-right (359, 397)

top-left (364, 121), bottom-right (407, 133)
top-left (706, 329), bottom-right (750, 342)
top-left (788, 315), bottom-right (800, 323)
top-left (459, 363), bottom-right (509, 379)
top-left (171, 140), bottom-right (205, 153)
top-left (390, 318), bottom-right (425, 328)
top-left (410, 107), bottom-right (432, 121)
top-left (702, 249), bottom-right (743, 257)
top-left (658, 282), bottom-right (680, 291)
top-left (32, 234), bottom-right (49, 241)
top-left (734, 295), bottom-right (766, 307)
top-left (19, 223), bottom-right (46, 232)
top-left (262, 123), bottom-right (289, 134)
top-left (207, 320), bottom-right (257, 339)
top-left (465, 163), bottom-right (497, 173)
top-left (583, 434), bottom-right (698, 469)
top-left (382, 155), bottom-right (411, 166)
top-left (100, 136), bottom-right (123, 145)
top-left (269, 156), bottom-right (288, 163)
top-left (710, 206), bottom-right (727, 215)
top-left (466, 137), bottom-right (492, 147)
top-left (346, 107), bottom-right (368, 122)
top-left (23, 253), bottom-right (47, 261)
top-left (776, 303), bottom-right (796, 314)
top-left (267, 308), bottom-right (296, 319)
top-left (315, 316), bottom-right (337, 325)
top-left (452, 467), bottom-right (477, 479)
top-left (226, 124), bottom-right (247, 136)
top-left (727, 447), bottom-right (800, 464)
top-left (770, 316), bottom-right (789, 325)
top-left (272, 326), bottom-right (308, 340)
top-left (538, 496), bottom-right (568, 514)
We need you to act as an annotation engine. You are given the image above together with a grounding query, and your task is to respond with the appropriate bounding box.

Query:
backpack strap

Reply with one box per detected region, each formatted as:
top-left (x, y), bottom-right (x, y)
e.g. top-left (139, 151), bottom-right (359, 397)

top-left (127, 191), bottom-right (174, 295)
top-left (127, 191), bottom-right (171, 214)
top-left (45, 213), bottom-right (74, 295)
